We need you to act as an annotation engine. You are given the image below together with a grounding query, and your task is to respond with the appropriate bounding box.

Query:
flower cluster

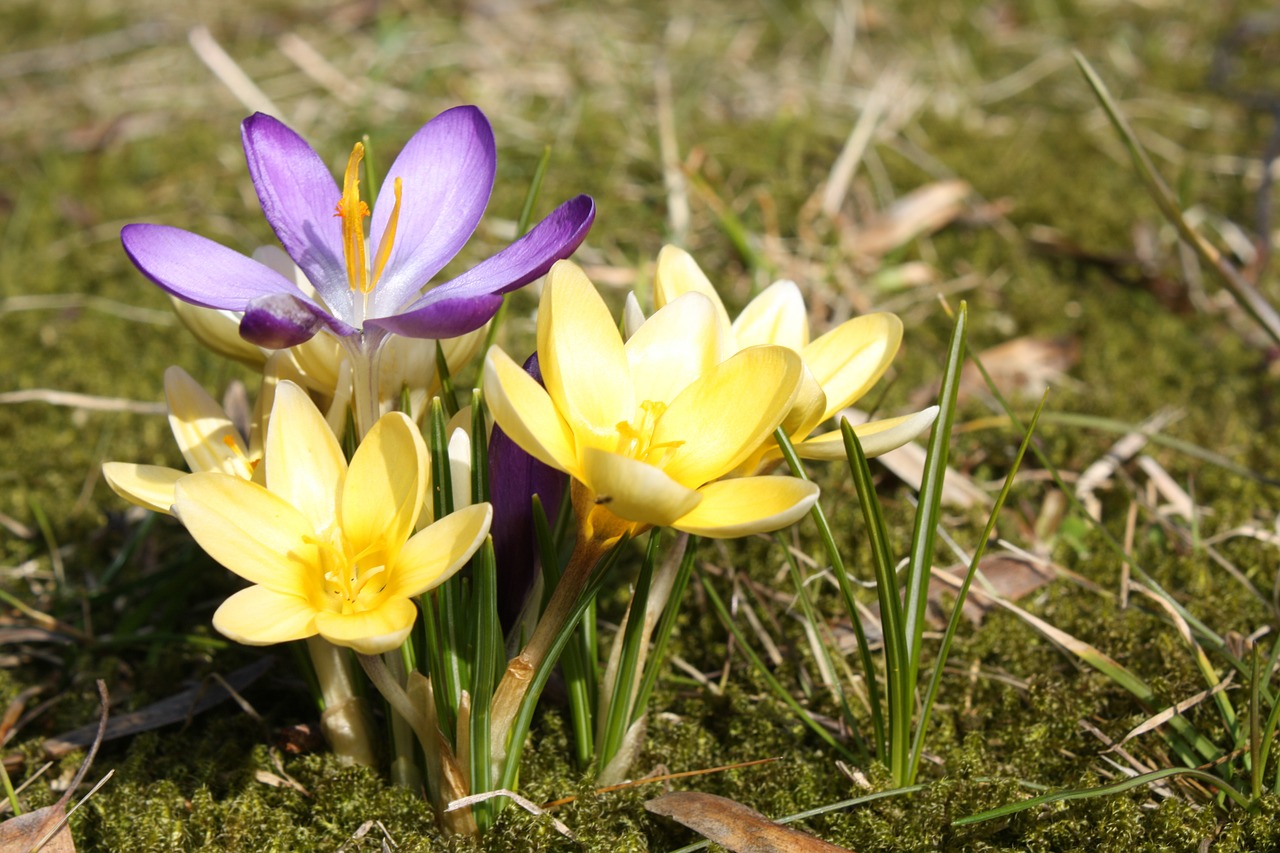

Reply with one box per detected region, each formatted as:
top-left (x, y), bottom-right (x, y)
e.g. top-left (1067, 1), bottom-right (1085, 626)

top-left (105, 106), bottom-right (936, 835)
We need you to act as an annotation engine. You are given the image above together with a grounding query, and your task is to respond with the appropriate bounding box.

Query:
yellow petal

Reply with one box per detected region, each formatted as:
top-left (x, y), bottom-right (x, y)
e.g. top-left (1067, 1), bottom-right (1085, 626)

top-left (266, 381), bottom-right (346, 532)
top-left (537, 261), bottom-right (635, 452)
top-left (732, 280), bottom-right (809, 350)
top-left (655, 345), bottom-right (802, 487)
top-left (580, 447), bottom-right (702, 528)
top-left (170, 298), bottom-right (267, 367)
top-left (483, 347), bottom-right (580, 476)
top-left (174, 472), bottom-right (316, 593)
top-left (673, 476), bottom-right (819, 538)
top-left (314, 596), bottom-right (418, 655)
top-left (341, 411), bottom-right (426, 561)
top-left (782, 364), bottom-right (829, 442)
top-left (625, 292), bottom-right (720, 406)
top-left (164, 366), bottom-right (254, 479)
top-left (212, 585), bottom-right (317, 645)
top-left (803, 313), bottom-right (902, 422)
top-left (387, 503), bottom-right (493, 598)
top-left (101, 463), bottom-right (184, 515)
top-left (793, 407), bottom-right (939, 461)
top-left (654, 246), bottom-right (734, 353)
top-left (281, 329), bottom-right (344, 396)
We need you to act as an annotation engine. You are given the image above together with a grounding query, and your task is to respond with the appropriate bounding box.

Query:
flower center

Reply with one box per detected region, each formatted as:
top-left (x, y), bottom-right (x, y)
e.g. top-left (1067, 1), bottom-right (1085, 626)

top-left (334, 142), bottom-right (403, 299)
top-left (615, 400), bottom-right (685, 468)
top-left (305, 531), bottom-right (390, 615)
top-left (220, 434), bottom-right (260, 478)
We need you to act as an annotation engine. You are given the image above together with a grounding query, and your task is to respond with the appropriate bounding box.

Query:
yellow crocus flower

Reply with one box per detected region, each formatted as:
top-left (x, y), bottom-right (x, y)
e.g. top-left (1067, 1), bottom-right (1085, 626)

top-left (483, 259), bottom-right (819, 540)
top-left (173, 381), bottom-right (491, 654)
top-left (652, 245), bottom-right (938, 471)
top-left (102, 365), bottom-right (265, 514)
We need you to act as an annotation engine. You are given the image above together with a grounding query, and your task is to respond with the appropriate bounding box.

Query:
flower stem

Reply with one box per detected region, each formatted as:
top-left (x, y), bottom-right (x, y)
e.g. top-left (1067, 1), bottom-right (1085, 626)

top-left (341, 332), bottom-right (386, 439)
top-left (307, 636), bottom-right (378, 766)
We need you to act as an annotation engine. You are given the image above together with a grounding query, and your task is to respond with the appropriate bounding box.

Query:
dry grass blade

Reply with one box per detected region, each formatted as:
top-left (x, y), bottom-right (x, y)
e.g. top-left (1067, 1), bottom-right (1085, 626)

top-left (188, 25), bottom-right (282, 118)
top-left (445, 790), bottom-right (574, 839)
top-left (1075, 407), bottom-right (1181, 520)
top-left (0, 390), bottom-right (166, 415)
top-left (820, 74), bottom-right (895, 218)
top-left (1115, 674), bottom-right (1235, 748)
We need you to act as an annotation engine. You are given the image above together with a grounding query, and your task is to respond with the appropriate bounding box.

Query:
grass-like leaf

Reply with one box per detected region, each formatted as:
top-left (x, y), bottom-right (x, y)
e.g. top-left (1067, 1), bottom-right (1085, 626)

top-left (1075, 52), bottom-right (1280, 346)
top-left (954, 765), bottom-right (1252, 826)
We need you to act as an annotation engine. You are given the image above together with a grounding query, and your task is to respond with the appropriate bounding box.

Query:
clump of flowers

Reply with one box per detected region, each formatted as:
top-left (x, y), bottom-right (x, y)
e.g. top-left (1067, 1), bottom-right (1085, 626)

top-left (104, 107), bottom-right (936, 837)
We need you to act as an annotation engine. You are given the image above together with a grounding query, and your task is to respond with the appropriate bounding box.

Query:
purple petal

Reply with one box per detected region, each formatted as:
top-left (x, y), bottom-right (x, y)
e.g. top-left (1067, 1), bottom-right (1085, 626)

top-left (416, 195), bottom-right (595, 305)
top-left (367, 106), bottom-right (496, 316)
top-left (490, 353), bottom-right (566, 629)
top-left (241, 113), bottom-right (352, 319)
top-left (122, 223), bottom-right (306, 311)
top-left (240, 292), bottom-right (352, 347)
top-left (364, 291), bottom-right (504, 339)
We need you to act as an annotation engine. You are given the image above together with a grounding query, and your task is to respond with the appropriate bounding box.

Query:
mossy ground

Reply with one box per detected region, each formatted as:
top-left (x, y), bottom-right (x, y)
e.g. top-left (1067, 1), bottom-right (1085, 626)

top-left (4, 0), bottom-right (1280, 849)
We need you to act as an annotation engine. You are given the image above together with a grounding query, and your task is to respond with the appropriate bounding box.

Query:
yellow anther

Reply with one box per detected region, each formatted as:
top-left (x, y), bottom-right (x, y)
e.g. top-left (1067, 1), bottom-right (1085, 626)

top-left (369, 177), bottom-right (402, 290)
top-left (335, 142), bottom-right (371, 293)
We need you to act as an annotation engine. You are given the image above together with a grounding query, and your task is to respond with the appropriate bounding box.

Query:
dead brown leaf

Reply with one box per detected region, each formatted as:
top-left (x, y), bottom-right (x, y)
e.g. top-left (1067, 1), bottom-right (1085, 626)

top-left (0, 681), bottom-right (110, 852)
top-left (957, 337), bottom-right (1080, 404)
top-left (842, 180), bottom-right (970, 258)
top-left (0, 803), bottom-right (76, 853)
top-left (645, 791), bottom-right (853, 852)
top-left (929, 554), bottom-right (1058, 626)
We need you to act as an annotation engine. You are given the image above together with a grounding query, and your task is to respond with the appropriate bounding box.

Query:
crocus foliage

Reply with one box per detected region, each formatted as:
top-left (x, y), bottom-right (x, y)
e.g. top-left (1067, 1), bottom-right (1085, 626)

top-left (173, 381), bottom-right (492, 654)
top-left (121, 107), bottom-right (594, 349)
top-left (483, 260), bottom-right (820, 539)
top-left (652, 246), bottom-right (938, 470)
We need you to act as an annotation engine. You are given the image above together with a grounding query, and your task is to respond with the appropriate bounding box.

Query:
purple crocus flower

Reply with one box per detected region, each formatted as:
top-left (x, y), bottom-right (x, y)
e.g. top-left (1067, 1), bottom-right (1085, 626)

top-left (121, 106), bottom-right (594, 352)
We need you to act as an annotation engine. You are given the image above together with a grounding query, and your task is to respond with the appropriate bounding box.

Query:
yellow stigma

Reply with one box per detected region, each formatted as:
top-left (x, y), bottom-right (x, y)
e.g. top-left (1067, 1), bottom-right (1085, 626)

top-left (335, 143), bottom-right (372, 293)
top-left (334, 142), bottom-right (404, 297)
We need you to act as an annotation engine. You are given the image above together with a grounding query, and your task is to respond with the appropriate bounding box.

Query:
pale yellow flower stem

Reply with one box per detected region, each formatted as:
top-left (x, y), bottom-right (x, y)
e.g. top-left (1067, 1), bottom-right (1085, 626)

top-left (356, 652), bottom-right (437, 756)
top-left (306, 636), bottom-right (378, 766)
top-left (341, 334), bottom-right (386, 440)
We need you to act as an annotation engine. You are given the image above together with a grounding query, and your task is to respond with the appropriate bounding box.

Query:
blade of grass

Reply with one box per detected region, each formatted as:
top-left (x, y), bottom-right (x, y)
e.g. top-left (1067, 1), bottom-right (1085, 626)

top-left (908, 391), bottom-right (1046, 781)
top-left (841, 421), bottom-right (911, 782)
top-left (596, 530), bottom-right (661, 773)
top-left (775, 531), bottom-right (867, 757)
top-left (1074, 52), bottom-right (1280, 346)
top-left (667, 784), bottom-right (927, 853)
top-left (532, 497), bottom-right (595, 767)
top-left (903, 302), bottom-right (967, 689)
top-left (954, 765), bottom-right (1252, 826)
top-left (775, 429), bottom-right (882, 759)
top-left (468, 538), bottom-right (499, 831)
